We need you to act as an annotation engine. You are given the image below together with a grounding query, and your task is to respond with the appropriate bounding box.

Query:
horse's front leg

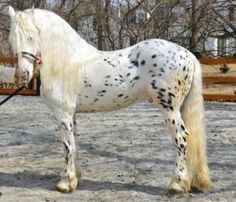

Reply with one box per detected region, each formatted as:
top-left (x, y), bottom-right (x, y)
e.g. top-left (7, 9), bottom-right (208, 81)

top-left (55, 111), bottom-right (81, 193)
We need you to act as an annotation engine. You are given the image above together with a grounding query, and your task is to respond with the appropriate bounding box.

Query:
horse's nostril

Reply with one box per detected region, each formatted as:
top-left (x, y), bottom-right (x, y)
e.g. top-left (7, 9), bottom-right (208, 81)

top-left (26, 71), bottom-right (29, 77)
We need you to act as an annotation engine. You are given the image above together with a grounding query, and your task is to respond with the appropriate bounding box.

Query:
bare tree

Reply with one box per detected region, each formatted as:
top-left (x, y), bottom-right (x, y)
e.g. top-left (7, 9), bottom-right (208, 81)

top-left (0, 0), bottom-right (235, 56)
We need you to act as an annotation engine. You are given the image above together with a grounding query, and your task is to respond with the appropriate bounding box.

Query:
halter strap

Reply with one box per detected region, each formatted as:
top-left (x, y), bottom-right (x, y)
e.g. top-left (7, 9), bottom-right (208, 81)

top-left (21, 51), bottom-right (39, 61)
top-left (21, 51), bottom-right (42, 65)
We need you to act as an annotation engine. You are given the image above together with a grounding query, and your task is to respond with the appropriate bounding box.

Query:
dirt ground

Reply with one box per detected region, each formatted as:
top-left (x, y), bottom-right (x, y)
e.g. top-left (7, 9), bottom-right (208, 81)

top-left (0, 96), bottom-right (235, 202)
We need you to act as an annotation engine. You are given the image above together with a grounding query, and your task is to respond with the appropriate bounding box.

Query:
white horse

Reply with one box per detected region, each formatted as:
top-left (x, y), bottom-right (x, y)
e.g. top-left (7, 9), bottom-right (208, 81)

top-left (7, 6), bottom-right (211, 194)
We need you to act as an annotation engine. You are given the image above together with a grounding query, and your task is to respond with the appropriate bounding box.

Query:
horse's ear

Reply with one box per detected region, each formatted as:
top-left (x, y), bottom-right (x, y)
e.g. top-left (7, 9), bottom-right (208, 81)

top-left (29, 5), bottom-right (35, 15)
top-left (6, 6), bottom-right (16, 20)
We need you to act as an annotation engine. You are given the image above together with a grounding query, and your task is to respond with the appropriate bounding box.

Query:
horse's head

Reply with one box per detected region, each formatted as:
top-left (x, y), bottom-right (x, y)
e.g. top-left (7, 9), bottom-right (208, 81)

top-left (8, 6), bottom-right (42, 84)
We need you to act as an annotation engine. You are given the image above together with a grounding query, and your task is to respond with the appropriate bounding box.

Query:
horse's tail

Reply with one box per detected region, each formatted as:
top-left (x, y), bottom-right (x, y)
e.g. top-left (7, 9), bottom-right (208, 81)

top-left (181, 57), bottom-right (212, 191)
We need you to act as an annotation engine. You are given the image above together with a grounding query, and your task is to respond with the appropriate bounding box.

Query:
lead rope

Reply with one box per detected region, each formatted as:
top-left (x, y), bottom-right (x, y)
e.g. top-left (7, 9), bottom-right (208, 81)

top-left (0, 85), bottom-right (25, 106)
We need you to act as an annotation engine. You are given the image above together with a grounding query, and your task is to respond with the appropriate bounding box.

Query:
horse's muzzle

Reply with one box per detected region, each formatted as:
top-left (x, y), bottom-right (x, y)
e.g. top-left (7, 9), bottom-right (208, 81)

top-left (15, 69), bottom-right (31, 84)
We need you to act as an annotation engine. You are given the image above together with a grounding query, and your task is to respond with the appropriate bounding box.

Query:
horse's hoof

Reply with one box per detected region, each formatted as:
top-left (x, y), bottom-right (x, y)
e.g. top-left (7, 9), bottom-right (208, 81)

top-left (168, 177), bottom-right (190, 197)
top-left (56, 177), bottom-right (78, 193)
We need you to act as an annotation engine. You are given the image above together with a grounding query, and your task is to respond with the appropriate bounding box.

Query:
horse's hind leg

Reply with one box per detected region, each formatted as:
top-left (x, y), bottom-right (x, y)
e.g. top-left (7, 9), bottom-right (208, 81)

top-left (162, 110), bottom-right (191, 195)
top-left (55, 111), bottom-right (79, 193)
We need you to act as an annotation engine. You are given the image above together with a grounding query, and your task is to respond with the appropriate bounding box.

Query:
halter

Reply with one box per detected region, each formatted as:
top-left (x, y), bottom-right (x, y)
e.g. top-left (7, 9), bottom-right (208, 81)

top-left (20, 51), bottom-right (42, 79)
top-left (21, 51), bottom-right (42, 66)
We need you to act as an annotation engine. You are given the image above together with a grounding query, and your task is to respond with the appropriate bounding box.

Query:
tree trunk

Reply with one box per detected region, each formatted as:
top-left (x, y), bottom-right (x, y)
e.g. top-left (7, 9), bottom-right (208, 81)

top-left (190, 0), bottom-right (198, 52)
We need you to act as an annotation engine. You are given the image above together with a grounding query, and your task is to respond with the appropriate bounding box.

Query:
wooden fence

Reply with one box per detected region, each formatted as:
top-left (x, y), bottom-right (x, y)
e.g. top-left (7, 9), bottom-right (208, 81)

top-left (203, 75), bottom-right (236, 101)
top-left (0, 57), bottom-right (236, 101)
top-left (200, 57), bottom-right (236, 102)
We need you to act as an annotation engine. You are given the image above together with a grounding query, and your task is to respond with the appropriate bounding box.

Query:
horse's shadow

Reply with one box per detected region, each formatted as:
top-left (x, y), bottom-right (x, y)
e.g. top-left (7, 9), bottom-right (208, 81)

top-left (80, 179), bottom-right (166, 196)
top-left (0, 171), bottom-right (166, 196)
top-left (0, 171), bottom-right (59, 191)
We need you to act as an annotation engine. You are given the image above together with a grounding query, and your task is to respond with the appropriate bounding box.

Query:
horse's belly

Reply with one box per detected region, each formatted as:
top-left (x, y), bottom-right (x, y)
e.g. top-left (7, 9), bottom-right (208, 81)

top-left (76, 101), bottom-right (134, 113)
top-left (75, 89), bottom-right (143, 113)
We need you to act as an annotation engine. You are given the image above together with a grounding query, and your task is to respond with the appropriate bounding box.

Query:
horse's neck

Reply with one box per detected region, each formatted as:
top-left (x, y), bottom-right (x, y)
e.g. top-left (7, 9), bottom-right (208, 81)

top-left (35, 10), bottom-right (97, 58)
top-left (75, 36), bottom-right (98, 58)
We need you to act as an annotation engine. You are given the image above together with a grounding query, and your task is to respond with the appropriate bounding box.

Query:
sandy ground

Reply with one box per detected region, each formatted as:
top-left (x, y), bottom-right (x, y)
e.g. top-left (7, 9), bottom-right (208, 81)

top-left (0, 96), bottom-right (235, 202)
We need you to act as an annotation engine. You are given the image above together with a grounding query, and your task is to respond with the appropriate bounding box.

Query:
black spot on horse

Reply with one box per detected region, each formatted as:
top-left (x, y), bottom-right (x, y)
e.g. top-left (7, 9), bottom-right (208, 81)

top-left (136, 52), bottom-right (140, 59)
top-left (175, 138), bottom-right (178, 145)
top-left (168, 92), bottom-right (176, 98)
top-left (131, 60), bottom-right (139, 67)
top-left (152, 54), bottom-right (157, 59)
top-left (151, 80), bottom-right (157, 89)
top-left (141, 60), bottom-right (146, 65)
top-left (160, 103), bottom-right (168, 109)
top-left (160, 99), bottom-right (166, 103)
top-left (153, 63), bottom-right (157, 67)
top-left (158, 92), bottom-right (164, 97)
top-left (61, 122), bottom-right (68, 130)
top-left (63, 142), bottom-right (69, 154)
top-left (160, 68), bottom-right (165, 73)
top-left (133, 76), bottom-right (140, 80)
top-left (160, 88), bottom-right (166, 92)
top-left (168, 99), bottom-right (172, 105)
top-left (149, 70), bottom-right (153, 73)
top-left (118, 94), bottom-right (124, 97)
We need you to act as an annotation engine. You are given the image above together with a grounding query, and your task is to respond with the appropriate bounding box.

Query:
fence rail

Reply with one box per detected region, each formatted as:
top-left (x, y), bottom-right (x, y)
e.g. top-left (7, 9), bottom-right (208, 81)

top-left (203, 76), bottom-right (236, 84)
top-left (0, 57), bottom-right (17, 63)
top-left (200, 57), bottom-right (236, 65)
